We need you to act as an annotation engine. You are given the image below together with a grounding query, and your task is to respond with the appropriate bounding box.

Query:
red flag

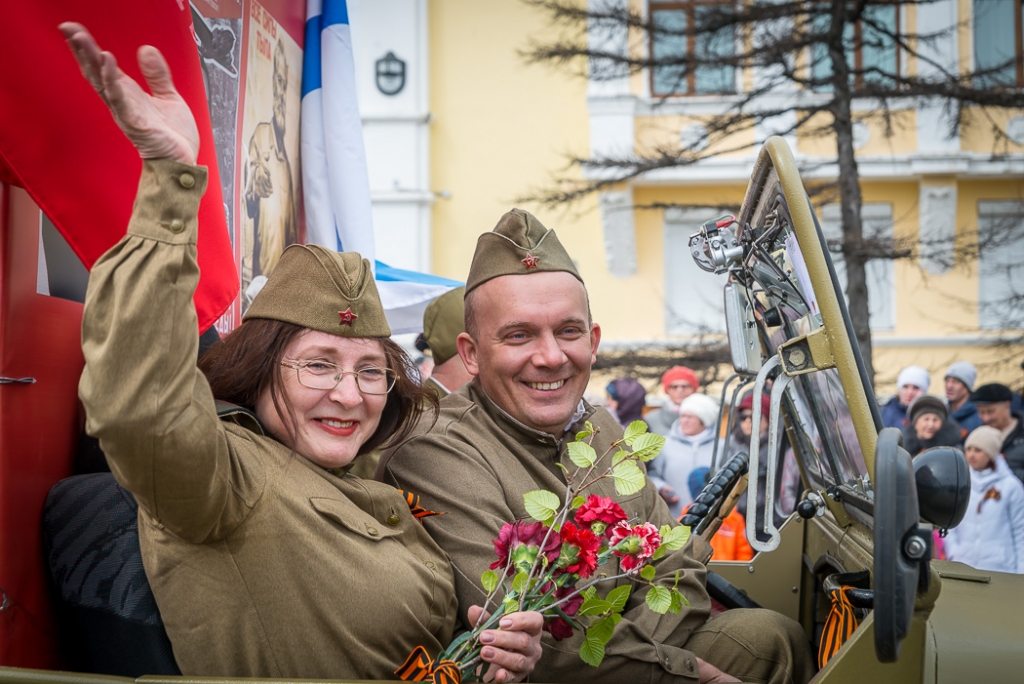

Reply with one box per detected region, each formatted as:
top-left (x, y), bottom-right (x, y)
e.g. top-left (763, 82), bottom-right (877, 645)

top-left (0, 1), bottom-right (238, 331)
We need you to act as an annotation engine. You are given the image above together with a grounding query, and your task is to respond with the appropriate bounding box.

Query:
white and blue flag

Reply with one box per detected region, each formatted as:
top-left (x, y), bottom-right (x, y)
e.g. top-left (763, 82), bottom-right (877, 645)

top-left (301, 0), bottom-right (460, 334)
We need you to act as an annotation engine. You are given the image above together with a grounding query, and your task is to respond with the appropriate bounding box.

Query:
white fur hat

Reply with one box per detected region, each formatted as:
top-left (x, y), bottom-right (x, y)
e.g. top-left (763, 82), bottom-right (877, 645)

top-left (678, 393), bottom-right (720, 430)
top-left (897, 366), bottom-right (931, 393)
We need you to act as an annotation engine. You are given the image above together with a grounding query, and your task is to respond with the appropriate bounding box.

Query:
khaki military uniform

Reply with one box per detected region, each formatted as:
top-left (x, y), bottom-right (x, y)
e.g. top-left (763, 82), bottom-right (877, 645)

top-left (79, 160), bottom-right (457, 679)
top-left (379, 380), bottom-right (814, 684)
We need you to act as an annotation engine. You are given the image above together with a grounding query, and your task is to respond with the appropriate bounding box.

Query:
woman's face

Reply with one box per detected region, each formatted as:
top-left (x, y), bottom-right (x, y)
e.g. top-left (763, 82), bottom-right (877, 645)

top-left (965, 445), bottom-right (993, 471)
top-left (678, 413), bottom-right (706, 437)
top-left (256, 330), bottom-right (389, 470)
top-left (914, 413), bottom-right (943, 440)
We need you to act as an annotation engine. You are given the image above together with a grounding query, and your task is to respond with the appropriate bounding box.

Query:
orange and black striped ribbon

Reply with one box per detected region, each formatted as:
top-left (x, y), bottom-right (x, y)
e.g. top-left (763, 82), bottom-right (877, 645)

top-left (818, 585), bottom-right (859, 669)
top-left (400, 489), bottom-right (445, 520)
top-left (395, 644), bottom-right (462, 684)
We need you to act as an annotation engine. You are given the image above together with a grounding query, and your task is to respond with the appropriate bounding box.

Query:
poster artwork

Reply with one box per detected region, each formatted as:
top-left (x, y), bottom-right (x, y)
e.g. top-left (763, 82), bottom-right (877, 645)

top-left (239, 0), bottom-right (303, 308)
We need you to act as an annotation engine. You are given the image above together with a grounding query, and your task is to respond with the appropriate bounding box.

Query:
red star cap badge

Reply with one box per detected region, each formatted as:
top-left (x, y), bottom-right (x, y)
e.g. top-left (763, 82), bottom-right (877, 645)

top-left (338, 308), bottom-right (358, 326)
top-left (521, 253), bottom-right (540, 270)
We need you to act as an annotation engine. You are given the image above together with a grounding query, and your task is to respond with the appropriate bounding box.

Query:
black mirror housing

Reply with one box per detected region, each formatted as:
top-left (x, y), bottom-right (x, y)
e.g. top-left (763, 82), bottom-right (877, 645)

top-left (913, 446), bottom-right (970, 532)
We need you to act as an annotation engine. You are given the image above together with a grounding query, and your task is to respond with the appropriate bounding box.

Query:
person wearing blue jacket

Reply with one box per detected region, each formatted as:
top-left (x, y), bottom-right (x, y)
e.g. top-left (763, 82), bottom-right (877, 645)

top-left (882, 366), bottom-right (930, 429)
top-left (944, 361), bottom-right (983, 433)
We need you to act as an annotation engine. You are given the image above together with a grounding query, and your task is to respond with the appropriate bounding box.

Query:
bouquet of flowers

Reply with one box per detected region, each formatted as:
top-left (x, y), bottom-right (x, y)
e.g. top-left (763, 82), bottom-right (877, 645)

top-left (431, 420), bottom-right (692, 680)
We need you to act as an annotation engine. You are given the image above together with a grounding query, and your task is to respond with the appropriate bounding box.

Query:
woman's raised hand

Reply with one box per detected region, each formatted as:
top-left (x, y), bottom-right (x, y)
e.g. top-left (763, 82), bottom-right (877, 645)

top-left (467, 606), bottom-right (543, 684)
top-left (59, 22), bottom-right (199, 165)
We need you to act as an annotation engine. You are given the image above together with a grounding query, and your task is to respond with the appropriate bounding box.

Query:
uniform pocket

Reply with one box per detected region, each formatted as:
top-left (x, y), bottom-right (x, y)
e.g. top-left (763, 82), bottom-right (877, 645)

top-left (309, 497), bottom-right (401, 541)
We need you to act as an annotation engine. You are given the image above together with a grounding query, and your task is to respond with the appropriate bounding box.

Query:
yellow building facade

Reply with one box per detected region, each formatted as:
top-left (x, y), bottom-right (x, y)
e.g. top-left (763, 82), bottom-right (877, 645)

top-left (421, 0), bottom-right (1024, 397)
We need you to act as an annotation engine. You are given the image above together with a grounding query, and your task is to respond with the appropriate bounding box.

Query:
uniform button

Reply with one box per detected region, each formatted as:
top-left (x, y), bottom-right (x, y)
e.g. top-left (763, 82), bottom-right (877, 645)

top-left (168, 219), bottom-right (185, 233)
top-left (178, 172), bottom-right (196, 189)
top-left (425, 561), bottom-right (436, 569)
top-left (387, 514), bottom-right (401, 525)
top-left (366, 526), bottom-right (379, 536)
top-left (685, 659), bottom-right (694, 672)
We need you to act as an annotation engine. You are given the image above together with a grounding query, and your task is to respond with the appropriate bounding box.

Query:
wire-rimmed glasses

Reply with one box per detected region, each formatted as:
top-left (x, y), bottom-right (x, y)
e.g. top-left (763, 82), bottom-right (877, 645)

top-left (281, 360), bottom-right (396, 395)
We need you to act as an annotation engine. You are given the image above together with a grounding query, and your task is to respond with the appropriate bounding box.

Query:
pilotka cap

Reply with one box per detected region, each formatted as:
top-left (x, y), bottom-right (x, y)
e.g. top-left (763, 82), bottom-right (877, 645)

top-left (423, 286), bottom-right (466, 366)
top-left (244, 245), bottom-right (392, 337)
top-left (465, 209), bottom-right (582, 294)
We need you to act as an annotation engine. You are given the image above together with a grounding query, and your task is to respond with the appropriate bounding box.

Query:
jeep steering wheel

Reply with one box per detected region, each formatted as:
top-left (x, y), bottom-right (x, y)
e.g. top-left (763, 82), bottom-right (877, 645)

top-left (680, 451), bottom-right (749, 535)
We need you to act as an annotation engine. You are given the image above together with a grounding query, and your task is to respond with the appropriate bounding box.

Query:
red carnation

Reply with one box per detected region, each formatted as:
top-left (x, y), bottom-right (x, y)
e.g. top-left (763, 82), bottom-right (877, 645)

top-left (542, 585), bottom-right (584, 641)
top-left (556, 522), bottom-right (601, 579)
top-left (574, 495), bottom-right (628, 537)
top-left (609, 522), bottom-right (662, 572)
top-left (490, 520), bottom-right (561, 574)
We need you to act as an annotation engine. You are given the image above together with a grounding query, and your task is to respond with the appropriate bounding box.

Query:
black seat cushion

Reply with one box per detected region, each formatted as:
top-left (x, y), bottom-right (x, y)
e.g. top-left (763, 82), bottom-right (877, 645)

top-left (42, 473), bottom-right (180, 676)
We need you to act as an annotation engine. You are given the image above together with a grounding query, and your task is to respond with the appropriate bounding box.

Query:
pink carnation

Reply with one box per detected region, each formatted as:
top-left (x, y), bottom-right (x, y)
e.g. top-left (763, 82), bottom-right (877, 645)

top-left (490, 521), bottom-right (561, 574)
top-left (609, 522), bottom-right (662, 572)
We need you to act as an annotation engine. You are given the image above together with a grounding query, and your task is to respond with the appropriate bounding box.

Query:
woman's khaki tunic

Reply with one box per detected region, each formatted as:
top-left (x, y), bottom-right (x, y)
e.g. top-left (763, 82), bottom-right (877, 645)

top-left (78, 161), bottom-right (457, 679)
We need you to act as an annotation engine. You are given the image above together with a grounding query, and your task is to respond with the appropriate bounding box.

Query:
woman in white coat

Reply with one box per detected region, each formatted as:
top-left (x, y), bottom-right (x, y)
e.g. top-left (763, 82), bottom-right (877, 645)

top-left (945, 426), bottom-right (1024, 574)
top-left (648, 393), bottom-right (720, 518)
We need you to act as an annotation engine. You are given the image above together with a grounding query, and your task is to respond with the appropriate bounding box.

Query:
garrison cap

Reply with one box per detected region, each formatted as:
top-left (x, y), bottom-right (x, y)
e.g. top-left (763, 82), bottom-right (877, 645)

top-left (423, 286), bottom-right (466, 366)
top-left (465, 209), bottom-right (582, 294)
top-left (243, 244), bottom-right (392, 337)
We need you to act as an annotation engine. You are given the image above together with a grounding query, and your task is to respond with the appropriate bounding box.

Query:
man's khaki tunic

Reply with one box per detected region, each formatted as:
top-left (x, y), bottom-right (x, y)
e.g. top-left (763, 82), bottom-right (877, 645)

top-left (379, 379), bottom-right (714, 683)
top-left (78, 161), bottom-right (457, 678)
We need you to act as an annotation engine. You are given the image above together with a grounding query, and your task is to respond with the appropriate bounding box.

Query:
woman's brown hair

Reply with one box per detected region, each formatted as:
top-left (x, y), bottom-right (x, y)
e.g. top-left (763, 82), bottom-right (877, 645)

top-left (198, 319), bottom-right (437, 457)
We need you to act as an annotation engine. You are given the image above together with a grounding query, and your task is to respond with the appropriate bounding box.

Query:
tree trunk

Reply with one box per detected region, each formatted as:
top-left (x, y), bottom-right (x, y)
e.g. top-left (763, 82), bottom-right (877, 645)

top-left (828, 0), bottom-right (875, 386)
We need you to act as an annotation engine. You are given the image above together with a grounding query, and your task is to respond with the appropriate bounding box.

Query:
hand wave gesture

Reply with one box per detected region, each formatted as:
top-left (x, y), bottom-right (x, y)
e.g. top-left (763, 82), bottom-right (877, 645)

top-left (59, 22), bottom-right (199, 165)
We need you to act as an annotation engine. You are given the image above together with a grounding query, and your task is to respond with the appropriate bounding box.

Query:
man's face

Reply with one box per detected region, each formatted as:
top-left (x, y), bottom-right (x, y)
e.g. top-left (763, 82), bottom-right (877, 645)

top-left (898, 383), bottom-right (924, 407)
top-left (945, 377), bottom-right (970, 405)
top-left (272, 47), bottom-right (288, 134)
top-left (978, 401), bottom-right (1012, 430)
top-left (666, 380), bottom-right (695, 405)
top-left (457, 271), bottom-right (600, 435)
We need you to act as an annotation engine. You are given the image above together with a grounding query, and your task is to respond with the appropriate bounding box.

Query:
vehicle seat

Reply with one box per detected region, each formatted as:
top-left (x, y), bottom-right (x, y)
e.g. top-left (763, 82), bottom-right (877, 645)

top-left (42, 473), bottom-right (181, 676)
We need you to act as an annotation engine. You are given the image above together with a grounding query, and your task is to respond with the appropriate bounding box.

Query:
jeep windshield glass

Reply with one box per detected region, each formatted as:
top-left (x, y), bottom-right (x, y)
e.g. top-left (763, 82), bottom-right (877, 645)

top-left (745, 210), bottom-right (871, 495)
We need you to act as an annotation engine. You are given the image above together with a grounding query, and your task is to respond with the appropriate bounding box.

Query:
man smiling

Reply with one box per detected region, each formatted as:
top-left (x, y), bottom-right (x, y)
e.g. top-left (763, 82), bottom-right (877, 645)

top-left (379, 209), bottom-right (812, 684)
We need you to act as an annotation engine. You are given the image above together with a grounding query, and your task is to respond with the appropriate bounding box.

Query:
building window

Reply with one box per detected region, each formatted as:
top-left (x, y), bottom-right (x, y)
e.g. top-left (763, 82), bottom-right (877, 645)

top-left (817, 203), bottom-right (896, 332)
top-left (974, 0), bottom-right (1024, 88)
top-left (664, 207), bottom-right (729, 334)
top-left (650, 1), bottom-right (736, 96)
top-left (978, 201), bottom-right (1024, 330)
top-left (810, 4), bottom-right (900, 92)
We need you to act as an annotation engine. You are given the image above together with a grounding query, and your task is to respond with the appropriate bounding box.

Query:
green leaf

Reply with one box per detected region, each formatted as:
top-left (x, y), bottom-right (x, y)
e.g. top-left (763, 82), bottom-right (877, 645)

top-left (639, 565), bottom-right (657, 581)
top-left (612, 461), bottom-right (646, 496)
top-left (629, 432), bottom-right (666, 462)
top-left (622, 420), bottom-right (649, 446)
top-left (585, 421), bottom-right (595, 433)
top-left (582, 586), bottom-right (599, 601)
top-left (579, 637), bottom-right (605, 667)
top-left (611, 449), bottom-right (630, 466)
top-left (567, 441), bottom-right (597, 468)
top-left (578, 597), bottom-right (613, 617)
top-left (645, 585), bottom-right (672, 614)
top-left (503, 599), bottom-right (519, 615)
top-left (606, 585), bottom-right (632, 612)
top-left (481, 570), bottom-right (499, 594)
top-left (523, 489), bottom-right (561, 523)
top-left (512, 572), bottom-right (530, 594)
top-left (668, 589), bottom-right (685, 614)
top-left (574, 429), bottom-right (593, 442)
top-left (661, 525), bottom-right (691, 551)
top-left (570, 496), bottom-right (586, 510)
top-left (651, 546), bottom-right (666, 561)
top-left (587, 614), bottom-right (621, 645)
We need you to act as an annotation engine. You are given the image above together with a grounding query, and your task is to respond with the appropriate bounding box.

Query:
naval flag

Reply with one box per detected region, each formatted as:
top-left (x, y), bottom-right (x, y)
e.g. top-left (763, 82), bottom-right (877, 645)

top-left (301, 0), bottom-right (460, 334)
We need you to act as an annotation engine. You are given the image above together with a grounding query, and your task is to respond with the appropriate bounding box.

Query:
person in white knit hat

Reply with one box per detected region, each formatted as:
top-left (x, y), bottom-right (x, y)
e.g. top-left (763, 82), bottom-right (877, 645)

top-left (945, 426), bottom-right (1024, 574)
top-left (945, 361), bottom-right (983, 433)
top-left (647, 393), bottom-right (721, 518)
top-left (882, 365), bottom-right (931, 429)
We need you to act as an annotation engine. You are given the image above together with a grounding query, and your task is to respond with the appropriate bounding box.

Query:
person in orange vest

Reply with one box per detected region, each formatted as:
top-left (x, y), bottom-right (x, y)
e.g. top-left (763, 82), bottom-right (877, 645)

top-left (681, 467), bottom-right (754, 562)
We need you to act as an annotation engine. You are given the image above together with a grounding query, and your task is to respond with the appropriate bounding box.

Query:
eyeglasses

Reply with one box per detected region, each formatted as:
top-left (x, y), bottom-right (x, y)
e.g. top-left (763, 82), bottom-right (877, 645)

top-left (738, 412), bottom-right (753, 421)
top-left (281, 360), bottom-right (396, 395)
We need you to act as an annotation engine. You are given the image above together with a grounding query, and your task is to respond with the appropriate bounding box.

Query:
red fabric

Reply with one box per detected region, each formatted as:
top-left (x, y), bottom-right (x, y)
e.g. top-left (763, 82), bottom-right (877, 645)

top-left (739, 391), bottom-right (771, 418)
top-left (0, 2), bottom-right (238, 331)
